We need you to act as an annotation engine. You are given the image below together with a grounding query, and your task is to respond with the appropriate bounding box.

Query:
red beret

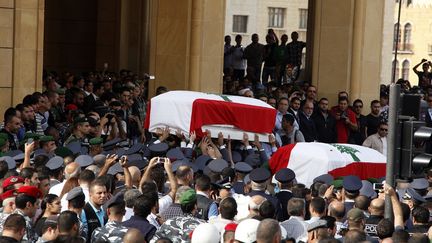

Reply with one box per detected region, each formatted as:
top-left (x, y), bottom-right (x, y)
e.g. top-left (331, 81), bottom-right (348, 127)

top-left (1, 189), bottom-right (17, 200)
top-left (65, 104), bottom-right (78, 111)
top-left (2, 176), bottom-right (24, 189)
top-left (17, 186), bottom-right (42, 199)
top-left (224, 223), bottom-right (238, 232)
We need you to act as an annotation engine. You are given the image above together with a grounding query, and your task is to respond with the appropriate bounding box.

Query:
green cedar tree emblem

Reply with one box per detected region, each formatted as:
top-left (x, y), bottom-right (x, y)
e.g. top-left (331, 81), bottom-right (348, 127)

top-left (332, 144), bottom-right (361, 162)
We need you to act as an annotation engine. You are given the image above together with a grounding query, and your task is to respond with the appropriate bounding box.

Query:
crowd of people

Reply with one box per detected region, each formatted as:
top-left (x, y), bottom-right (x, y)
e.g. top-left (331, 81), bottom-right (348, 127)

top-left (0, 31), bottom-right (432, 243)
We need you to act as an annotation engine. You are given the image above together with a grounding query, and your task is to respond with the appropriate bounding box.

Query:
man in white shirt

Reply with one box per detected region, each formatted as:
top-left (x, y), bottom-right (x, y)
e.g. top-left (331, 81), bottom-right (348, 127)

top-left (49, 162), bottom-right (81, 196)
top-left (362, 122), bottom-right (388, 155)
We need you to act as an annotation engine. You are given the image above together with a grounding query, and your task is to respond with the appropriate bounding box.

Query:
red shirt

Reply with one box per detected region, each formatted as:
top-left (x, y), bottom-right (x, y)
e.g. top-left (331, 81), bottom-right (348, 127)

top-left (331, 107), bottom-right (357, 143)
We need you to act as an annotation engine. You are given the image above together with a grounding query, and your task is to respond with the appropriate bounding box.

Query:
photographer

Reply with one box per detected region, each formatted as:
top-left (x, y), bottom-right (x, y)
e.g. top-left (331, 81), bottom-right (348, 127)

top-left (413, 58), bottom-right (432, 89)
top-left (101, 101), bottom-right (127, 141)
top-left (331, 97), bottom-right (358, 143)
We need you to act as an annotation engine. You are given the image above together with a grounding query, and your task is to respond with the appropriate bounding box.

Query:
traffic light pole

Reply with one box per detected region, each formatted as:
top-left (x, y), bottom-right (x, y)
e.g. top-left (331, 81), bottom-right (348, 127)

top-left (385, 84), bottom-right (400, 219)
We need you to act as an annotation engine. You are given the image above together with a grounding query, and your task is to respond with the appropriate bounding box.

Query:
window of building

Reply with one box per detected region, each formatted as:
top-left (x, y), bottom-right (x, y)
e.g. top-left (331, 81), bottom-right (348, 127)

top-left (403, 23), bottom-right (412, 51)
top-left (299, 9), bottom-right (308, 29)
top-left (407, 0), bottom-right (412, 6)
top-left (268, 8), bottom-right (285, 28)
top-left (402, 60), bottom-right (410, 80)
top-left (233, 15), bottom-right (248, 33)
top-left (393, 23), bottom-right (401, 51)
top-left (392, 60), bottom-right (400, 80)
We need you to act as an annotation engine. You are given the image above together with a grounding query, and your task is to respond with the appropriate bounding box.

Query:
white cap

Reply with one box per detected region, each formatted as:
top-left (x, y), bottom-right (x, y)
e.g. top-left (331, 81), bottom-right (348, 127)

top-left (191, 223), bottom-right (220, 243)
top-left (235, 219), bottom-right (260, 243)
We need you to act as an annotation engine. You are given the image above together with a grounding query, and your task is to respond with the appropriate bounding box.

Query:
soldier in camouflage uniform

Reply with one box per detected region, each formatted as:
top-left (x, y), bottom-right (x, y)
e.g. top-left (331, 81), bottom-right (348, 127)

top-left (13, 186), bottom-right (43, 243)
top-left (91, 193), bottom-right (128, 243)
top-left (151, 189), bottom-right (204, 243)
top-left (0, 190), bottom-right (17, 233)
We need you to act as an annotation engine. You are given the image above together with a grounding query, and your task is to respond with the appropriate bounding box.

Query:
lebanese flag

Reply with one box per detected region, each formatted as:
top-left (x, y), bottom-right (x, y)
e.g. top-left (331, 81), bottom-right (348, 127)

top-left (144, 90), bottom-right (277, 139)
top-left (269, 143), bottom-right (386, 186)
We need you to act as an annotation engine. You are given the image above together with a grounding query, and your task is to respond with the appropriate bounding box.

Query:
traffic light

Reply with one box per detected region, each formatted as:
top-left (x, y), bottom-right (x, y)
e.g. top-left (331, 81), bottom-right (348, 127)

top-left (399, 120), bottom-right (432, 180)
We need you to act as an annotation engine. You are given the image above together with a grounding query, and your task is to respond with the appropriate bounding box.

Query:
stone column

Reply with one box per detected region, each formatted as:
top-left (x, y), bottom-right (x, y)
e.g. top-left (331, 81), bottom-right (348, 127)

top-left (148, 0), bottom-right (225, 97)
top-left (310, 0), bottom-right (392, 106)
top-left (0, 0), bottom-right (44, 115)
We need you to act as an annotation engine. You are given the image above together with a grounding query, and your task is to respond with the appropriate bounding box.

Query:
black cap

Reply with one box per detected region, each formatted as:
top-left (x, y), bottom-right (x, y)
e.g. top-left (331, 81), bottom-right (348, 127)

top-left (249, 168), bottom-right (271, 183)
top-left (275, 168), bottom-right (296, 183)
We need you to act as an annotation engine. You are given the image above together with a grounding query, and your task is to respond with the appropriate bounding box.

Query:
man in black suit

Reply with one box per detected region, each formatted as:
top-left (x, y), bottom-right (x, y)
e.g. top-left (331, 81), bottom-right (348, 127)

top-left (275, 168), bottom-right (295, 221)
top-left (299, 101), bottom-right (317, 142)
top-left (83, 180), bottom-right (108, 240)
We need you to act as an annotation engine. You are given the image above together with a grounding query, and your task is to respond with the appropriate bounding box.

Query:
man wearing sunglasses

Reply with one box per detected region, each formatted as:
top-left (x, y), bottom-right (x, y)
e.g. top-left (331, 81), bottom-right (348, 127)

top-left (362, 122), bottom-right (388, 155)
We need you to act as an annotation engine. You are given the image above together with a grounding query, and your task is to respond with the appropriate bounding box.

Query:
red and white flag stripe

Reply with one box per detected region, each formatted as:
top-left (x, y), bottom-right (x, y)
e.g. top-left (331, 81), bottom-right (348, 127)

top-left (144, 90), bottom-right (277, 138)
top-left (269, 143), bottom-right (387, 186)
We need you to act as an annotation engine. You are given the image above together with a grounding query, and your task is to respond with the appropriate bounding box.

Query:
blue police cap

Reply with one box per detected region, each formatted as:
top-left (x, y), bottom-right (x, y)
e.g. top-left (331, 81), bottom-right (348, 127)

top-left (66, 141), bottom-right (82, 154)
top-left (245, 154), bottom-right (261, 168)
top-left (33, 148), bottom-right (48, 158)
top-left (207, 159), bottom-right (229, 173)
top-left (12, 152), bottom-right (25, 163)
top-left (46, 156), bottom-right (64, 170)
top-left (108, 163), bottom-right (124, 175)
top-left (0, 156), bottom-right (16, 170)
top-left (343, 175), bottom-right (362, 192)
top-left (195, 155), bottom-right (213, 172)
top-left (166, 147), bottom-right (185, 160)
top-left (105, 192), bottom-right (125, 208)
top-left (275, 168), bottom-right (296, 183)
top-left (410, 178), bottom-right (428, 190)
top-left (232, 151), bottom-right (242, 163)
top-left (75, 155), bottom-right (94, 168)
top-left (128, 157), bottom-right (148, 170)
top-left (249, 168), bottom-right (271, 183)
top-left (66, 187), bottom-right (84, 201)
top-left (313, 174), bottom-right (334, 185)
top-left (234, 162), bottom-right (253, 174)
top-left (124, 143), bottom-right (143, 155)
top-left (4, 150), bottom-right (23, 158)
top-left (359, 180), bottom-right (377, 199)
top-left (148, 143), bottom-right (169, 155)
top-left (402, 188), bottom-right (426, 203)
top-left (102, 138), bottom-right (123, 150)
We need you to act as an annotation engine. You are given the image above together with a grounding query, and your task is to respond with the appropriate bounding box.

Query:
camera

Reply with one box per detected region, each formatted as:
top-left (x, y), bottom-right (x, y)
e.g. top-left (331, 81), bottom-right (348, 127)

top-left (340, 112), bottom-right (348, 121)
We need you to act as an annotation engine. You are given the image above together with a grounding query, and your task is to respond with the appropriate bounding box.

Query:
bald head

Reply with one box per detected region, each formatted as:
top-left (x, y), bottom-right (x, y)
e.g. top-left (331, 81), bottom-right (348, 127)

top-left (328, 201), bottom-right (345, 221)
top-left (369, 198), bottom-right (385, 216)
top-left (128, 166), bottom-right (141, 185)
top-left (249, 195), bottom-right (266, 213)
top-left (123, 228), bottom-right (145, 243)
top-left (65, 162), bottom-right (81, 179)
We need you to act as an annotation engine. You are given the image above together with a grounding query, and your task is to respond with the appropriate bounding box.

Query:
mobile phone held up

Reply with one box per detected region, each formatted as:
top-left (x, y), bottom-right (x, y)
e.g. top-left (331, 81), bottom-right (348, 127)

top-left (373, 183), bottom-right (384, 191)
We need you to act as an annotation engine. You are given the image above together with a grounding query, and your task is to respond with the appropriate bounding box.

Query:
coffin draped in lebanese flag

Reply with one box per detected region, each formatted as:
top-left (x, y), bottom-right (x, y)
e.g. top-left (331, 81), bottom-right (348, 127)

top-left (144, 90), bottom-right (277, 141)
top-left (269, 142), bottom-right (387, 186)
